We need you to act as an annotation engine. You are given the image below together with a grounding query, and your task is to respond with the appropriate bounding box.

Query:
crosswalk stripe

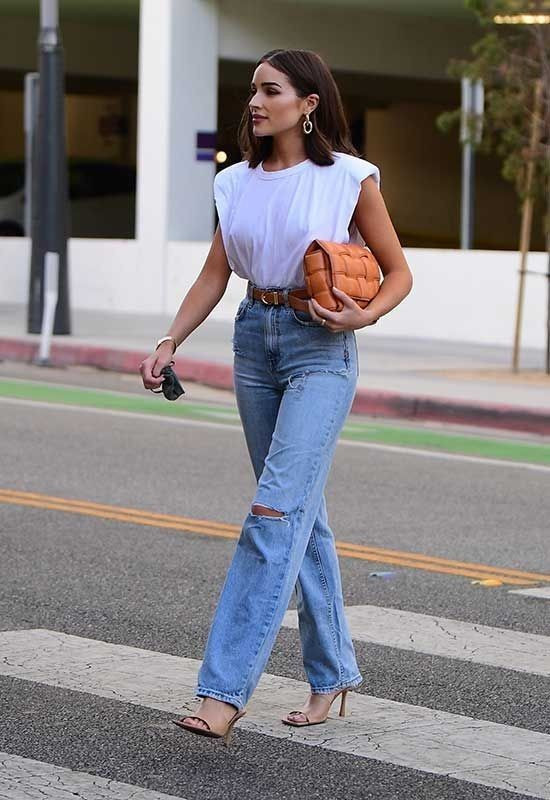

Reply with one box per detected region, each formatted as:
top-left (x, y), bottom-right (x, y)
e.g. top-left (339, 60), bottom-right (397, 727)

top-left (282, 605), bottom-right (550, 677)
top-left (509, 587), bottom-right (550, 600)
top-left (0, 751), bottom-right (186, 800)
top-left (1, 629), bottom-right (549, 798)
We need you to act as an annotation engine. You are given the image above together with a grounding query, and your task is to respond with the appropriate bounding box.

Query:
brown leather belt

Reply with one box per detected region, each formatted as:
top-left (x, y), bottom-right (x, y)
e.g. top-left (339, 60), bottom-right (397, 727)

top-left (246, 281), bottom-right (312, 314)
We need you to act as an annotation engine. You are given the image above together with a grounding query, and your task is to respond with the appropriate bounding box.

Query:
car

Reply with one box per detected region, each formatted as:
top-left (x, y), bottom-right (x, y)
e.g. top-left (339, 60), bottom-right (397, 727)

top-left (0, 160), bottom-right (136, 238)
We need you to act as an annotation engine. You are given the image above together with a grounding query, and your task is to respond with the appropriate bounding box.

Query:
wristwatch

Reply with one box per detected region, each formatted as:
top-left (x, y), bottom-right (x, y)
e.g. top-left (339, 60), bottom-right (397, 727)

top-left (155, 336), bottom-right (177, 353)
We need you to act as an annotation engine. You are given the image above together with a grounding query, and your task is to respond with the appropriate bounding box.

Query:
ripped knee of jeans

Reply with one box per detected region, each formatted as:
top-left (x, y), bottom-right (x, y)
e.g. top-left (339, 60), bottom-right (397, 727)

top-left (251, 503), bottom-right (285, 518)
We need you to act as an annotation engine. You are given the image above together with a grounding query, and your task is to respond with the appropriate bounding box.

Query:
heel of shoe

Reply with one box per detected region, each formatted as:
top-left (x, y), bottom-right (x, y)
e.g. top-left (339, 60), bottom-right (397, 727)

top-left (223, 709), bottom-right (246, 746)
top-left (223, 726), bottom-right (233, 746)
top-left (339, 690), bottom-right (348, 717)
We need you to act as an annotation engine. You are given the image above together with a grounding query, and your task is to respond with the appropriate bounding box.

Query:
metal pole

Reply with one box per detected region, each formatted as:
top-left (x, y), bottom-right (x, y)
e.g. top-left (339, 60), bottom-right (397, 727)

top-left (35, 251), bottom-right (59, 365)
top-left (460, 78), bottom-right (483, 250)
top-left (460, 142), bottom-right (475, 249)
top-left (40, 0), bottom-right (58, 27)
top-left (24, 72), bottom-right (40, 237)
top-left (460, 77), bottom-right (472, 249)
top-left (27, 0), bottom-right (71, 335)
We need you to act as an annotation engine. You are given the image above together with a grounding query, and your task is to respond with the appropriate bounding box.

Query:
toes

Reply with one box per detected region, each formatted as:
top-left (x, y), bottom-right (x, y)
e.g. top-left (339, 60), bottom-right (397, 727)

top-left (183, 716), bottom-right (208, 729)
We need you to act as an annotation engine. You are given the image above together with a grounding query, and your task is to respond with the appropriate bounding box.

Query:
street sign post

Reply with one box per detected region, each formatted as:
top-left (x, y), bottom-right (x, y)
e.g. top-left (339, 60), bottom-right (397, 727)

top-left (27, 0), bottom-right (71, 335)
top-left (34, 252), bottom-right (59, 366)
top-left (24, 72), bottom-right (40, 237)
top-left (460, 77), bottom-right (484, 250)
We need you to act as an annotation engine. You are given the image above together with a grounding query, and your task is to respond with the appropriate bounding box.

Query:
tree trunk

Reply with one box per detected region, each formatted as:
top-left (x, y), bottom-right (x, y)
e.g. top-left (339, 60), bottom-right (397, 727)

top-left (512, 78), bottom-right (543, 372)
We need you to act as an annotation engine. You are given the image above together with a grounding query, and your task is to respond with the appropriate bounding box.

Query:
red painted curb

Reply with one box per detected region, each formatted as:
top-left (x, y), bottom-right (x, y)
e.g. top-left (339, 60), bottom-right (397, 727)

top-left (350, 390), bottom-right (550, 435)
top-left (1, 337), bottom-right (549, 435)
top-left (0, 337), bottom-right (235, 391)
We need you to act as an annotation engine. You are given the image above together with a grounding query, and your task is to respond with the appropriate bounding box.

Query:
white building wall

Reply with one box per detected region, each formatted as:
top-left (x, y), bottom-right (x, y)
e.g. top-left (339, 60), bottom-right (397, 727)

top-left (6, 2), bottom-right (534, 355)
top-left (1, 237), bottom-right (546, 350)
top-left (134, 0), bottom-right (219, 309)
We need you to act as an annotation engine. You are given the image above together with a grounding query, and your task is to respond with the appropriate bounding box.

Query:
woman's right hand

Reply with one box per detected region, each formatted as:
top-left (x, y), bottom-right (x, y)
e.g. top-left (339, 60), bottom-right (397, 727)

top-left (139, 342), bottom-right (175, 391)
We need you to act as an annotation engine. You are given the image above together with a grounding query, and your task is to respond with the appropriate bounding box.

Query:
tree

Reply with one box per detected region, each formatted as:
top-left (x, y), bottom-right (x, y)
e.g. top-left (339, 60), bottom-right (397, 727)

top-left (438, 0), bottom-right (549, 227)
top-left (437, 0), bottom-right (550, 369)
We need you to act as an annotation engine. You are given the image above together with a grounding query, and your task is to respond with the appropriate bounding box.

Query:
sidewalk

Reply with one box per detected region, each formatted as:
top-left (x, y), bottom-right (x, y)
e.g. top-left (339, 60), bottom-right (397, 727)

top-left (1, 303), bottom-right (549, 434)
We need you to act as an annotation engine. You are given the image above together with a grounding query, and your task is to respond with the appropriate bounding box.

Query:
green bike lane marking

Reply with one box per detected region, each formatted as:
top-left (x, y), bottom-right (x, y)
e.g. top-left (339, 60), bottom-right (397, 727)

top-left (0, 379), bottom-right (237, 424)
top-left (1, 378), bottom-right (549, 466)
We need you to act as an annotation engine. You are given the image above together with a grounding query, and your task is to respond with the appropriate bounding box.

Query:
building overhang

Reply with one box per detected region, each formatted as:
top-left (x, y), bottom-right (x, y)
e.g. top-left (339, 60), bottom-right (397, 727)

top-left (0, 0), bottom-right (473, 23)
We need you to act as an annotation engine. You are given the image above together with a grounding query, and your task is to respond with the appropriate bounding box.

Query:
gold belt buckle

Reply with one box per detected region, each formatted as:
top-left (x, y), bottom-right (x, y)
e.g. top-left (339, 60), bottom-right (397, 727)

top-left (261, 290), bottom-right (279, 305)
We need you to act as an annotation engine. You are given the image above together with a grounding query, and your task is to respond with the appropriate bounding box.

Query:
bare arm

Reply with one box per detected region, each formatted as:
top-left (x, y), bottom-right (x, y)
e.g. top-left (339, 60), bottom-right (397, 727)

top-left (308, 175), bottom-right (413, 330)
top-left (164, 225), bottom-right (231, 347)
top-left (140, 225), bottom-right (231, 390)
top-left (352, 175), bottom-right (413, 321)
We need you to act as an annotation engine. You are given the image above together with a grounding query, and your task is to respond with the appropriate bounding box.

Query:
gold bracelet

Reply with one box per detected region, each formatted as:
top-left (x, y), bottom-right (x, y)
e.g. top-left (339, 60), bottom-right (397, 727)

top-left (155, 336), bottom-right (177, 354)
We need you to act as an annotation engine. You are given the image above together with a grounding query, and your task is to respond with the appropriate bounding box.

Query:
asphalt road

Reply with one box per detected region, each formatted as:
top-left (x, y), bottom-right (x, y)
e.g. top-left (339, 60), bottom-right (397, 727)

top-left (0, 364), bottom-right (549, 800)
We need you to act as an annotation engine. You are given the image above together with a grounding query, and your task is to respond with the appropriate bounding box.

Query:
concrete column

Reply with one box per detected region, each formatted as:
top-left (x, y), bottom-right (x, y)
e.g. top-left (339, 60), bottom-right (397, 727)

top-left (135, 0), bottom-right (219, 311)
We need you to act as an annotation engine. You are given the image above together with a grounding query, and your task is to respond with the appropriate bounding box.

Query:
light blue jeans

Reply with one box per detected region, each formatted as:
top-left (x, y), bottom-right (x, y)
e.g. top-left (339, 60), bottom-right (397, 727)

top-left (195, 286), bottom-right (363, 711)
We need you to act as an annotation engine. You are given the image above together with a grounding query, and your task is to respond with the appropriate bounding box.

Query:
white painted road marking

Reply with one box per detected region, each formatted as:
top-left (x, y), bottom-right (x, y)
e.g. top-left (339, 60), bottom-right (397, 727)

top-left (0, 751), bottom-right (186, 800)
top-left (1, 629), bottom-right (550, 798)
top-left (1, 395), bottom-right (549, 473)
top-left (282, 605), bottom-right (550, 677)
top-left (509, 586), bottom-right (550, 600)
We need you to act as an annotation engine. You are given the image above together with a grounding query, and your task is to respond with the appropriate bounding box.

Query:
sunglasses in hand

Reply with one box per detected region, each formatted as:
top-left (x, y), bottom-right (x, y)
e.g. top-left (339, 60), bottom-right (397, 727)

top-left (150, 364), bottom-right (185, 401)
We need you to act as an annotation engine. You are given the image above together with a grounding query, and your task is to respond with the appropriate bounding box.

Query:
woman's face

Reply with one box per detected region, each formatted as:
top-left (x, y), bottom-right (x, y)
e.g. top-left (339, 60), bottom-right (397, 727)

top-left (248, 62), bottom-right (318, 138)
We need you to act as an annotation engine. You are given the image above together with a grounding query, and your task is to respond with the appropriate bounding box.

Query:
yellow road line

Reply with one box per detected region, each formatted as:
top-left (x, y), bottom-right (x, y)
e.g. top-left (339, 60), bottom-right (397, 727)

top-left (334, 547), bottom-right (534, 584)
top-left (0, 495), bottom-right (237, 541)
top-left (1, 489), bottom-right (548, 586)
top-left (334, 543), bottom-right (550, 581)
top-left (0, 489), bottom-right (238, 532)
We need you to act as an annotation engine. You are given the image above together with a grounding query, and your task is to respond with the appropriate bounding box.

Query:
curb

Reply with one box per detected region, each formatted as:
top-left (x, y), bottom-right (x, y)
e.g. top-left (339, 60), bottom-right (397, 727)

top-left (1, 336), bottom-right (549, 436)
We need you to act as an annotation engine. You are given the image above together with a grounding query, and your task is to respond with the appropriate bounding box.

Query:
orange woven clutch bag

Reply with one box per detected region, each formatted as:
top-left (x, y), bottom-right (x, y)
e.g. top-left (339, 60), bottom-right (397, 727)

top-left (303, 239), bottom-right (381, 312)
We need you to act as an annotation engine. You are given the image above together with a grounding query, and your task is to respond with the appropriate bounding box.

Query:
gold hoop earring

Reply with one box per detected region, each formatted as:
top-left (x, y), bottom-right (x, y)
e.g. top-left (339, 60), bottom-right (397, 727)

top-left (303, 112), bottom-right (313, 135)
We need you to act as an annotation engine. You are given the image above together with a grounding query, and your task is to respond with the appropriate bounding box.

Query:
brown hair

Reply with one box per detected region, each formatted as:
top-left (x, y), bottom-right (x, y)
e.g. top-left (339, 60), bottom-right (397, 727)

top-left (237, 49), bottom-right (360, 169)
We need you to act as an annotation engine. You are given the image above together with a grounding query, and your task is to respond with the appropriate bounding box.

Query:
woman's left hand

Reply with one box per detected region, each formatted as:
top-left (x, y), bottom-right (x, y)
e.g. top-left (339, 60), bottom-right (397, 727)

top-left (308, 287), bottom-right (378, 331)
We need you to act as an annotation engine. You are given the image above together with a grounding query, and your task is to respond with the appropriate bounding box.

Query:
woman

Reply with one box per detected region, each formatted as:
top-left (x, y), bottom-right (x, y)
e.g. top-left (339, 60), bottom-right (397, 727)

top-left (140, 48), bottom-right (412, 745)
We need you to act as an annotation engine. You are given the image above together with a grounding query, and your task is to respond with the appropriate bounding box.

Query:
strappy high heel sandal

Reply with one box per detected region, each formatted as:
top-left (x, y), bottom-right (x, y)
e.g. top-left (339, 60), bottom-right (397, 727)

top-left (282, 687), bottom-right (349, 727)
top-left (172, 707), bottom-right (247, 746)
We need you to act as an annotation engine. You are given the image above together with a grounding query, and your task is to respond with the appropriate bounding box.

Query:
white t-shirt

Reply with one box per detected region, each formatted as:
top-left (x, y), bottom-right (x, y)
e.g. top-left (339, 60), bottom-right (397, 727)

top-left (213, 151), bottom-right (380, 289)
